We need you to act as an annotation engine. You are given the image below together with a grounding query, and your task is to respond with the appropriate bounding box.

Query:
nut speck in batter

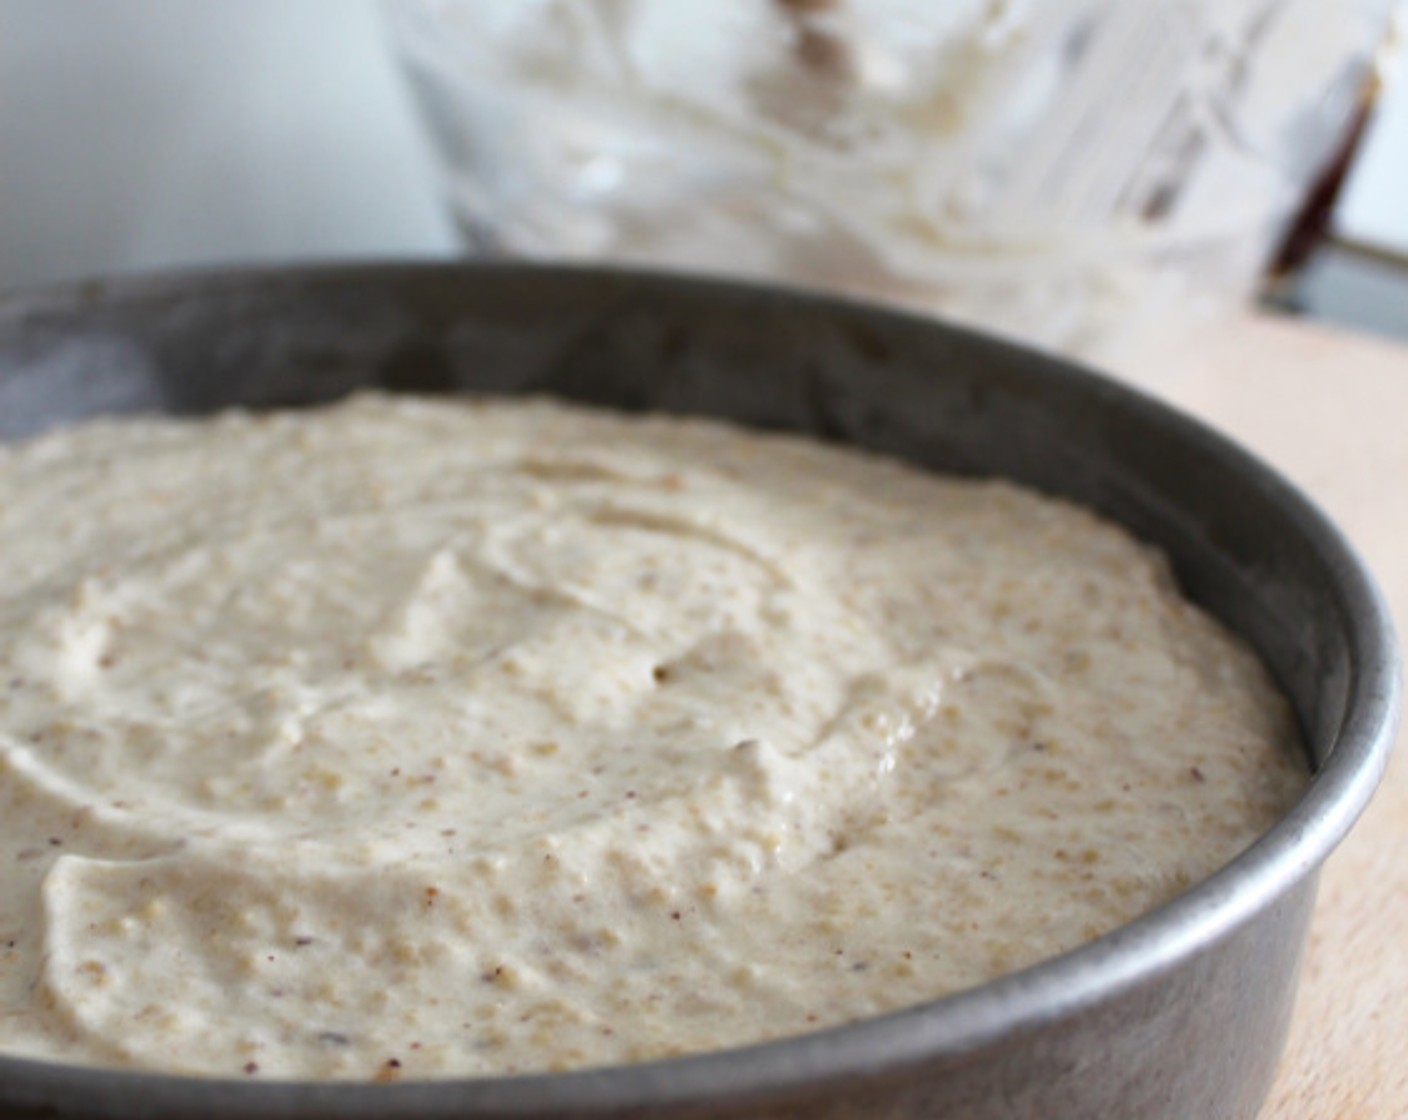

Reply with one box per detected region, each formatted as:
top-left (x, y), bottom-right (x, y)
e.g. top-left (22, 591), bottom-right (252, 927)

top-left (0, 395), bottom-right (1306, 1079)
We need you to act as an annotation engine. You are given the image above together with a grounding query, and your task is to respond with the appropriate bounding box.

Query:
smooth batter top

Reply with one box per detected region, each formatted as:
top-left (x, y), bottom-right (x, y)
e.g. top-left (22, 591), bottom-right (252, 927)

top-left (0, 395), bottom-right (1306, 1080)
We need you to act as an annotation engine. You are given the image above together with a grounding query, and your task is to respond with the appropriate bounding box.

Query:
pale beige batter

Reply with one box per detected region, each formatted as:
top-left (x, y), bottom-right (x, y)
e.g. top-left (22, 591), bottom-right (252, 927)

top-left (0, 394), bottom-right (1306, 1079)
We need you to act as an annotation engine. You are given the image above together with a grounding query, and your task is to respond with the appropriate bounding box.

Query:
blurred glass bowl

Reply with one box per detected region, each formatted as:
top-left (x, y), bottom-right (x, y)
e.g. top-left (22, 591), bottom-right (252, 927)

top-left (384, 0), bottom-right (1398, 362)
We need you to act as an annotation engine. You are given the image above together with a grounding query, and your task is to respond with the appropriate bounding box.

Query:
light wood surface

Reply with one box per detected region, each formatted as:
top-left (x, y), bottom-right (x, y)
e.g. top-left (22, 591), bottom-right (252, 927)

top-left (1116, 313), bottom-right (1408, 1119)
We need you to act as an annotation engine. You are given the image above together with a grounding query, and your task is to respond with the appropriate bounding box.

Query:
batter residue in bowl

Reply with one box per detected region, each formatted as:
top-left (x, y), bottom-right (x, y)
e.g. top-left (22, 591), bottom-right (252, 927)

top-left (0, 395), bottom-right (1306, 1078)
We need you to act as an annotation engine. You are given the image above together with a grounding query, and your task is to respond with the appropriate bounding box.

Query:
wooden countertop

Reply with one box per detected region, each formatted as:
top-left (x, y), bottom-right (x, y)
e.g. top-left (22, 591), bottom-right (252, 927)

top-left (1114, 313), bottom-right (1408, 1119)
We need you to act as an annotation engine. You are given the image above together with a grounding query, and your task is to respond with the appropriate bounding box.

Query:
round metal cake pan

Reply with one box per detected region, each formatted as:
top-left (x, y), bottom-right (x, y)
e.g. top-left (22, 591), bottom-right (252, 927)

top-left (0, 263), bottom-right (1398, 1120)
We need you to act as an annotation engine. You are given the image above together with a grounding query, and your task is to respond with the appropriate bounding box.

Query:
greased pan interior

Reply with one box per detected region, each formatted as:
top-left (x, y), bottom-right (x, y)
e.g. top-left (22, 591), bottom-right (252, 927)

top-left (0, 263), bottom-right (1397, 1120)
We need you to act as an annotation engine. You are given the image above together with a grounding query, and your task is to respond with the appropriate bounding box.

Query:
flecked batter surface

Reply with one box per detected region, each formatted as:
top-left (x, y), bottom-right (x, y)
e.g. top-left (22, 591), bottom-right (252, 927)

top-left (0, 395), bottom-right (1306, 1079)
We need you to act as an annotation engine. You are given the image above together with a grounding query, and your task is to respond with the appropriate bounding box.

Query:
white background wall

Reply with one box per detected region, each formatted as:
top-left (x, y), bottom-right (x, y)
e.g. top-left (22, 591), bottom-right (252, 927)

top-left (2, 0), bottom-right (1404, 293)
top-left (1337, 14), bottom-right (1408, 257)
top-left (0, 0), bottom-right (456, 290)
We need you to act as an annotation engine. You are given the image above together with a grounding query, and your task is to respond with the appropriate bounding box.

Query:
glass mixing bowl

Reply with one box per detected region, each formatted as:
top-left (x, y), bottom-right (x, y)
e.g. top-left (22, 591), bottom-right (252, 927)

top-left (385, 0), bottom-right (1399, 362)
